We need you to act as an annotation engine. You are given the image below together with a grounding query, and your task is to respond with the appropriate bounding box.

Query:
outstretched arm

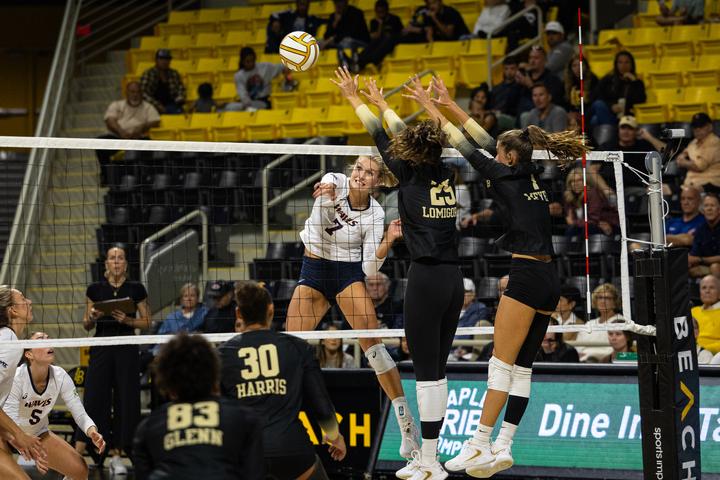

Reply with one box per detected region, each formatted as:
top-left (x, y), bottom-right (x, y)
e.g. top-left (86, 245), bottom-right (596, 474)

top-left (432, 77), bottom-right (496, 152)
top-left (361, 77), bottom-right (406, 136)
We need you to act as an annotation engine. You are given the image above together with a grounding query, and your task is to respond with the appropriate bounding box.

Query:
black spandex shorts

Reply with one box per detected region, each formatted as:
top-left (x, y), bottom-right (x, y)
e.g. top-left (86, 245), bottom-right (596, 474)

top-left (503, 257), bottom-right (561, 312)
top-left (297, 256), bottom-right (364, 300)
top-left (265, 452), bottom-right (318, 480)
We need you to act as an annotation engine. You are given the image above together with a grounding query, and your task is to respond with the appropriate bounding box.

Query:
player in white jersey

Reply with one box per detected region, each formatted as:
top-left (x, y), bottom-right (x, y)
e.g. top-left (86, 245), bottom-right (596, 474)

top-left (4, 332), bottom-right (106, 480)
top-left (286, 155), bottom-right (420, 459)
top-left (0, 286), bottom-right (47, 479)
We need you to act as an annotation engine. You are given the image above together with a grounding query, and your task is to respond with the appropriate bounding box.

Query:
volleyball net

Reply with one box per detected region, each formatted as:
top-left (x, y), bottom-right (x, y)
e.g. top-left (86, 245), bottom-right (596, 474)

top-left (0, 136), bottom-right (658, 359)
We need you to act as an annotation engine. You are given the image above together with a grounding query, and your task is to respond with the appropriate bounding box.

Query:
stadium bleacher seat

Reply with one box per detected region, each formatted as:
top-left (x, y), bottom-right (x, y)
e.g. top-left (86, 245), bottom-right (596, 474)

top-left (178, 112), bottom-right (222, 141)
top-left (150, 115), bottom-right (190, 140)
top-left (246, 109), bottom-right (290, 141)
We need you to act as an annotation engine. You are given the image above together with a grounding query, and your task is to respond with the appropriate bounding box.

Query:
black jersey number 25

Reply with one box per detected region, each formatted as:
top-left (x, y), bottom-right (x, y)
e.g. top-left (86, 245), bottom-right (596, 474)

top-left (325, 219), bottom-right (343, 236)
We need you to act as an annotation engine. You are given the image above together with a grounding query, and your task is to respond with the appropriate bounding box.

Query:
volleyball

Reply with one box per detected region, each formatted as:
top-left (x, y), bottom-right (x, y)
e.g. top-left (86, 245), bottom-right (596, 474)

top-left (279, 31), bottom-right (320, 72)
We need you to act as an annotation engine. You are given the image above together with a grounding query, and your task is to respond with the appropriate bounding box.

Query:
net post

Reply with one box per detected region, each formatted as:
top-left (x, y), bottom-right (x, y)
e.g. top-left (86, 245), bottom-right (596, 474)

top-left (646, 151), bottom-right (666, 247)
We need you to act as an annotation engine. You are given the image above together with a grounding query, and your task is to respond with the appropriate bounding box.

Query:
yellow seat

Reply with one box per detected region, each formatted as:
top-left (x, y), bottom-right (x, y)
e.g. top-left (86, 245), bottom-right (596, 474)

top-left (447, 0), bottom-right (481, 15)
top-left (584, 45), bottom-right (618, 63)
top-left (316, 106), bottom-right (353, 137)
top-left (423, 41), bottom-right (462, 71)
top-left (246, 109), bottom-right (289, 141)
top-left (686, 55), bottom-right (720, 85)
top-left (168, 10), bottom-right (198, 24)
top-left (385, 43), bottom-right (431, 72)
top-left (635, 87), bottom-right (683, 123)
top-left (216, 82), bottom-right (238, 104)
top-left (305, 78), bottom-right (339, 108)
top-left (178, 112), bottom-right (222, 141)
top-left (634, 57), bottom-right (658, 77)
top-left (646, 1), bottom-right (661, 15)
top-left (185, 58), bottom-right (228, 98)
top-left (628, 27), bottom-right (671, 44)
top-left (461, 12), bottom-right (477, 33)
top-left (315, 49), bottom-right (341, 79)
top-left (708, 23), bottom-right (720, 39)
top-left (697, 38), bottom-right (720, 55)
top-left (271, 71), bottom-right (313, 109)
top-left (670, 24), bottom-right (707, 42)
top-left (313, 1), bottom-right (334, 16)
top-left (680, 85), bottom-right (720, 103)
top-left (659, 40), bottom-right (695, 57)
top-left (166, 35), bottom-right (194, 59)
top-left (134, 61), bottom-right (155, 77)
top-left (219, 7), bottom-right (254, 32)
top-left (140, 36), bottom-right (166, 51)
top-left (623, 43), bottom-right (657, 60)
top-left (591, 60), bottom-right (614, 78)
top-left (280, 107), bottom-right (323, 138)
top-left (170, 59), bottom-right (193, 75)
top-left (645, 88), bottom-right (684, 104)
top-left (188, 8), bottom-right (226, 34)
top-left (127, 50), bottom-right (155, 74)
top-left (598, 29), bottom-right (633, 45)
top-left (186, 32), bottom-right (224, 60)
top-left (157, 11), bottom-right (197, 36)
top-left (646, 57), bottom-right (695, 88)
top-left (149, 115), bottom-right (190, 140)
top-left (247, 30), bottom-right (267, 52)
top-left (211, 111), bottom-right (254, 141)
top-left (217, 31), bottom-right (254, 59)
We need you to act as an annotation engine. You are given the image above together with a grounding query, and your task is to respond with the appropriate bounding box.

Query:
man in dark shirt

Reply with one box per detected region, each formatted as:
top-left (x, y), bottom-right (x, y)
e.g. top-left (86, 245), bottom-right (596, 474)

top-left (358, 0), bottom-right (404, 71)
top-left (203, 281), bottom-right (237, 333)
top-left (402, 0), bottom-right (469, 43)
top-left (365, 272), bottom-right (404, 329)
top-left (139, 49), bottom-right (186, 114)
top-left (515, 45), bottom-right (565, 114)
top-left (265, 0), bottom-right (326, 53)
top-left (488, 56), bottom-right (523, 117)
top-left (321, 0), bottom-right (369, 70)
top-left (133, 333), bottom-right (263, 480)
top-left (220, 281), bottom-right (346, 479)
top-left (689, 193), bottom-right (720, 278)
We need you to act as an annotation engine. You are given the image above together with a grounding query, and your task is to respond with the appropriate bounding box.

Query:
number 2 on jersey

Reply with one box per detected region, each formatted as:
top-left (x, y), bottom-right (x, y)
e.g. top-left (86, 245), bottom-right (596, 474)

top-left (238, 344), bottom-right (280, 380)
top-left (325, 219), bottom-right (343, 235)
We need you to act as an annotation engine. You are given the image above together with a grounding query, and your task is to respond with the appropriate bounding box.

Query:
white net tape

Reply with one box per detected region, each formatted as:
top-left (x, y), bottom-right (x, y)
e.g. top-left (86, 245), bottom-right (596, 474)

top-left (0, 322), bottom-right (656, 349)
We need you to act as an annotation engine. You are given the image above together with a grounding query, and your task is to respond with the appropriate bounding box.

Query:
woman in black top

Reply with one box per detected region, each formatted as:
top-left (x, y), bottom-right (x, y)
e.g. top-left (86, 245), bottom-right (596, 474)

top-left (80, 245), bottom-right (150, 473)
top-left (333, 67), bottom-right (463, 480)
top-left (590, 50), bottom-right (646, 126)
top-left (406, 76), bottom-right (589, 477)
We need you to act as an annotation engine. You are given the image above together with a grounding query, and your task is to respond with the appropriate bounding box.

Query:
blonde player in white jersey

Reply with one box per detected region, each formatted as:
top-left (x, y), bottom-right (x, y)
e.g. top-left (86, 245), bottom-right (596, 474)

top-left (4, 332), bottom-right (105, 480)
top-left (0, 286), bottom-right (48, 479)
top-left (286, 155), bottom-right (420, 458)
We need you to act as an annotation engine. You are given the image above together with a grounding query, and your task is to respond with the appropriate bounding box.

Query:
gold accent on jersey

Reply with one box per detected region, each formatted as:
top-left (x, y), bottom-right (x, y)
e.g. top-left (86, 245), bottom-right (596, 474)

top-left (164, 401), bottom-right (223, 451)
top-left (236, 378), bottom-right (287, 398)
top-left (531, 174), bottom-right (540, 190)
top-left (422, 206), bottom-right (458, 219)
top-left (163, 428), bottom-right (224, 450)
top-left (238, 344), bottom-right (280, 380)
top-left (429, 179), bottom-right (457, 206)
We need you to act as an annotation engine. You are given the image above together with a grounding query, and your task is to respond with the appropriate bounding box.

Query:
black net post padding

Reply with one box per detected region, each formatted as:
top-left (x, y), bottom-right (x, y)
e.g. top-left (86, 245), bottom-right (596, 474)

top-left (633, 248), bottom-right (702, 480)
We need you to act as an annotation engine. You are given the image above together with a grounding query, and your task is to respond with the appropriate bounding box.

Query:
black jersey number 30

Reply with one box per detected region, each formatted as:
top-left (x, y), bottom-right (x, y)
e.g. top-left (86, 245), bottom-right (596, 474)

top-left (325, 219), bottom-right (344, 235)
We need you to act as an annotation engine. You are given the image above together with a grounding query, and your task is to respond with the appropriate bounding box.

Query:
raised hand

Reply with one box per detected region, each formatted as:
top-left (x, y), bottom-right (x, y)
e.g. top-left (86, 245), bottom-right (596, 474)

top-left (312, 182), bottom-right (337, 200)
top-left (360, 76), bottom-right (388, 110)
top-left (330, 66), bottom-right (360, 100)
top-left (431, 76), bottom-right (453, 108)
top-left (386, 219), bottom-right (403, 242)
top-left (402, 75), bottom-right (433, 107)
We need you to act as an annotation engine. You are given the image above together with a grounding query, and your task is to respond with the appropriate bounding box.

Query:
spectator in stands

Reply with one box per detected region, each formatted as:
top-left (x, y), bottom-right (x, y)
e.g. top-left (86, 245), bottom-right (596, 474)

top-left (468, 84), bottom-right (499, 137)
top-left (516, 45), bottom-right (565, 113)
top-left (564, 166), bottom-right (619, 239)
top-left (520, 83), bottom-right (567, 132)
top-left (365, 272), bottom-right (403, 329)
top-left (536, 319), bottom-right (579, 362)
top-left (154, 283), bottom-right (208, 353)
top-left (316, 325), bottom-right (354, 368)
top-left (390, 337), bottom-right (412, 362)
top-left (552, 285), bottom-right (583, 341)
top-left (688, 194), bottom-right (720, 278)
top-left (564, 55), bottom-right (598, 113)
top-left (694, 316), bottom-right (715, 364)
top-left (225, 47), bottom-right (289, 112)
top-left (203, 281), bottom-right (238, 333)
top-left (402, 0), bottom-right (469, 43)
top-left (576, 283), bottom-right (623, 362)
top-left (474, 276), bottom-right (510, 360)
top-left (265, 0), bottom-right (325, 54)
top-left (544, 21), bottom-right (573, 76)
top-left (665, 185), bottom-right (705, 247)
top-left (470, 0), bottom-right (511, 38)
top-left (591, 50), bottom-right (646, 126)
top-left (357, 0), bottom-right (404, 71)
top-left (656, 0), bottom-right (705, 25)
top-left (321, 0), bottom-right (370, 69)
top-left (140, 49), bottom-right (186, 114)
top-left (504, 0), bottom-right (540, 51)
top-left (80, 245), bottom-right (150, 475)
top-left (602, 319), bottom-right (635, 363)
top-left (451, 278), bottom-right (489, 360)
top-left (599, 115), bottom-right (666, 154)
top-left (691, 275), bottom-right (720, 355)
top-left (96, 81), bottom-right (160, 185)
top-left (489, 56), bottom-right (523, 117)
top-left (190, 83), bottom-right (218, 113)
top-left (678, 113), bottom-right (720, 190)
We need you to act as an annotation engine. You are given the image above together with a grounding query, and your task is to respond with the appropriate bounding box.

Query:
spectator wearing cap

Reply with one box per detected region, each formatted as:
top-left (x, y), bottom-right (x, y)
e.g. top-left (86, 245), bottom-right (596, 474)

top-left (690, 275), bottom-right (720, 354)
top-left (96, 81), bottom-right (160, 185)
top-left (139, 49), bottom-right (186, 114)
top-left (365, 272), bottom-right (404, 329)
top-left (591, 50), bottom-right (646, 126)
top-left (265, 0), bottom-right (325, 54)
top-left (678, 113), bottom-right (720, 190)
top-left (520, 83), bottom-right (567, 133)
top-left (203, 281), bottom-right (238, 333)
top-left (225, 47), bottom-right (290, 112)
top-left (488, 56), bottom-right (523, 117)
top-left (552, 285), bottom-right (583, 341)
top-left (656, 0), bottom-right (705, 26)
top-left (544, 21), bottom-right (573, 76)
top-left (470, 0), bottom-right (510, 38)
top-left (688, 194), bottom-right (720, 278)
top-left (536, 319), bottom-right (579, 362)
top-left (515, 45), bottom-right (566, 114)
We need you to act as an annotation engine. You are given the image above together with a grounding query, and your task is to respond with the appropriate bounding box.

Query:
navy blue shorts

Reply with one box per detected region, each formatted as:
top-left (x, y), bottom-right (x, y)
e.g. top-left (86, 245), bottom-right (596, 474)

top-left (297, 256), bottom-right (365, 300)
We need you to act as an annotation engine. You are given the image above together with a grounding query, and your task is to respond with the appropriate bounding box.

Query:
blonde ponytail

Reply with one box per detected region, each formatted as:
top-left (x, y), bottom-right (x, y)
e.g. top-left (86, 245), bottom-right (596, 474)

top-left (497, 126), bottom-right (591, 168)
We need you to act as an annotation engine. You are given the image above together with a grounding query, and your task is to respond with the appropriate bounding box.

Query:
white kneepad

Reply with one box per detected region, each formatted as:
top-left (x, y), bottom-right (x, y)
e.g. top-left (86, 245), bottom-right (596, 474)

top-left (487, 356), bottom-right (513, 393)
top-left (365, 343), bottom-right (396, 375)
top-left (416, 378), bottom-right (448, 422)
top-left (509, 365), bottom-right (532, 398)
